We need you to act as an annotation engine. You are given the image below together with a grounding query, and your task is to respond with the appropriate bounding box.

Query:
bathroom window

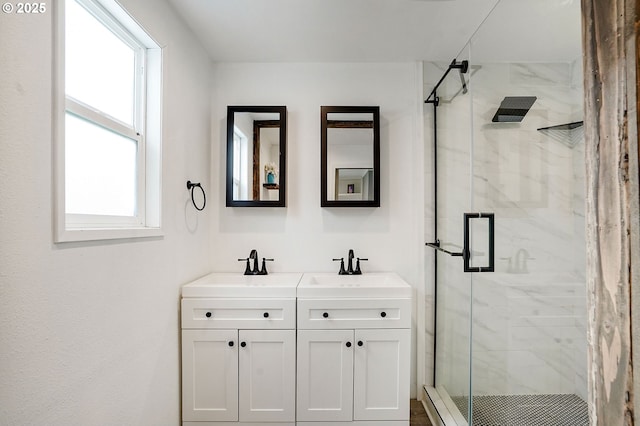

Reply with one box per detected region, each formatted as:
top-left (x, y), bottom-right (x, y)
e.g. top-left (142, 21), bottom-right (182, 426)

top-left (54, 0), bottom-right (162, 242)
top-left (233, 128), bottom-right (249, 200)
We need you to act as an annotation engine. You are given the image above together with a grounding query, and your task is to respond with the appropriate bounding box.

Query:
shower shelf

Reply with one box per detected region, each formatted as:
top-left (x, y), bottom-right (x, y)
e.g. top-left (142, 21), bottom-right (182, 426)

top-left (537, 121), bottom-right (584, 131)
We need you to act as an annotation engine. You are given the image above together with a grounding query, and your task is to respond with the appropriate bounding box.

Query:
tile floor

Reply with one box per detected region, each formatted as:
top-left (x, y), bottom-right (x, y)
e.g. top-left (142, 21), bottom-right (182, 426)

top-left (450, 394), bottom-right (588, 426)
top-left (410, 399), bottom-right (433, 426)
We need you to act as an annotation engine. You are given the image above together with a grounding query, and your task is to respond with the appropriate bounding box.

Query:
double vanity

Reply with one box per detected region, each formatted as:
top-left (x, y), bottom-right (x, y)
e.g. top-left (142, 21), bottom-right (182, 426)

top-left (181, 272), bottom-right (411, 426)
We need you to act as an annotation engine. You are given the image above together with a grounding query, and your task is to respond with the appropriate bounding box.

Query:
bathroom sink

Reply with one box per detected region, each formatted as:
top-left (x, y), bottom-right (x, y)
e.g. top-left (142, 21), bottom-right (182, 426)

top-left (181, 272), bottom-right (302, 298)
top-left (297, 272), bottom-right (411, 298)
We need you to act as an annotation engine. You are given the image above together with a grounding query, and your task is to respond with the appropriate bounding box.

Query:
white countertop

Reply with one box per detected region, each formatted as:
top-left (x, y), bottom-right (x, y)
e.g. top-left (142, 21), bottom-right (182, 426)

top-left (297, 272), bottom-right (412, 298)
top-left (182, 271), bottom-right (412, 299)
top-left (181, 272), bottom-right (302, 298)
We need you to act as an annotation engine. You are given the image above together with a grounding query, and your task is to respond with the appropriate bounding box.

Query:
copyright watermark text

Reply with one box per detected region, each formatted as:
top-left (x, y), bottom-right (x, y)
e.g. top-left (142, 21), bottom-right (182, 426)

top-left (2, 2), bottom-right (47, 14)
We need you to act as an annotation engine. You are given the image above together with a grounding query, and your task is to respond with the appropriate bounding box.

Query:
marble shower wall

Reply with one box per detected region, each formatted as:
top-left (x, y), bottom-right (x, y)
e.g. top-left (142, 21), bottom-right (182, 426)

top-left (424, 60), bottom-right (587, 401)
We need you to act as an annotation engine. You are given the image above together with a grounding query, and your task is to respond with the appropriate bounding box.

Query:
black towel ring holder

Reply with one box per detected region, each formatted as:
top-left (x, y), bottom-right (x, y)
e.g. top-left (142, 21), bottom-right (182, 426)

top-left (186, 181), bottom-right (206, 211)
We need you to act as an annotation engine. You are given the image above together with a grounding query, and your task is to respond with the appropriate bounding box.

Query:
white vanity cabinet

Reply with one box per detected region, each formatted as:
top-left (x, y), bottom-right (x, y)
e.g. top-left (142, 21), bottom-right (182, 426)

top-left (296, 273), bottom-right (412, 426)
top-left (181, 271), bottom-right (411, 426)
top-left (181, 273), bottom-right (301, 426)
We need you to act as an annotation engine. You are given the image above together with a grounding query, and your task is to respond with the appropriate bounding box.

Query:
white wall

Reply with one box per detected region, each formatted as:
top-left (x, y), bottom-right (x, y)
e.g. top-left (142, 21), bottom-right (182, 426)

top-left (0, 1), bottom-right (213, 424)
top-left (210, 62), bottom-right (425, 396)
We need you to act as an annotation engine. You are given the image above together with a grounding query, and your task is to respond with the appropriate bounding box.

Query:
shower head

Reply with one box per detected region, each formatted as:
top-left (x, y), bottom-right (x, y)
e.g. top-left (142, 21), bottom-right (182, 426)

top-left (492, 96), bottom-right (537, 123)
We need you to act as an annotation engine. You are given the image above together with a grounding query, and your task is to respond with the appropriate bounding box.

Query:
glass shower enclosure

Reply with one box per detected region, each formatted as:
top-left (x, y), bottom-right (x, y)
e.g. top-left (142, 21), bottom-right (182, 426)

top-left (424, 0), bottom-right (587, 424)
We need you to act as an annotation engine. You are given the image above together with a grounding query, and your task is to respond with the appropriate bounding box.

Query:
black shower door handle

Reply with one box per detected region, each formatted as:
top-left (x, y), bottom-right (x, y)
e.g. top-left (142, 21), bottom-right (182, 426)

top-left (426, 212), bottom-right (495, 273)
top-left (463, 213), bottom-right (495, 273)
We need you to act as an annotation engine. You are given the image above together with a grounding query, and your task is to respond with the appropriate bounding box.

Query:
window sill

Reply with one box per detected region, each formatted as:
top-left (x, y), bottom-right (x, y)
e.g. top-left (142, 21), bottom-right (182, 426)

top-left (55, 226), bottom-right (163, 243)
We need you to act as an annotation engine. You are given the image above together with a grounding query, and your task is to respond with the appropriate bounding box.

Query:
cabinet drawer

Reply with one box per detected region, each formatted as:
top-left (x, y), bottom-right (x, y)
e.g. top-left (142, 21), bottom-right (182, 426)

top-left (297, 298), bottom-right (410, 329)
top-left (182, 298), bottom-right (296, 329)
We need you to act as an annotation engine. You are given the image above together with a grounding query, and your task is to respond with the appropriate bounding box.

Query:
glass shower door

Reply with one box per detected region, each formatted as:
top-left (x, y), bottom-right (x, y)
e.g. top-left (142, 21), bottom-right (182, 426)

top-left (466, 0), bottom-right (588, 424)
top-left (428, 45), bottom-right (475, 424)
top-left (428, 1), bottom-right (586, 425)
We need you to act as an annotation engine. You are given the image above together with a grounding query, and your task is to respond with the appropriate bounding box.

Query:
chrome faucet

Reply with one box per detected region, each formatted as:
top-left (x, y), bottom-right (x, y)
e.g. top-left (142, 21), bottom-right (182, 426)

top-left (333, 249), bottom-right (367, 275)
top-left (238, 249), bottom-right (273, 275)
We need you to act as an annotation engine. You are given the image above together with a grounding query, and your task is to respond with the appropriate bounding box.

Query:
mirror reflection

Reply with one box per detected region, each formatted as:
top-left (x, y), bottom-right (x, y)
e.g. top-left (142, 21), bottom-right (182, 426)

top-left (334, 168), bottom-right (375, 201)
top-left (226, 106), bottom-right (286, 207)
top-left (321, 106), bottom-right (380, 207)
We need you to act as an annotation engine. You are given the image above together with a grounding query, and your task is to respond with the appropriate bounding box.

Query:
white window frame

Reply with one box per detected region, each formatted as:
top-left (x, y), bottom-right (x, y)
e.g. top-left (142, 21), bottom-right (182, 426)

top-left (53, 0), bottom-right (163, 242)
top-left (233, 127), bottom-right (249, 200)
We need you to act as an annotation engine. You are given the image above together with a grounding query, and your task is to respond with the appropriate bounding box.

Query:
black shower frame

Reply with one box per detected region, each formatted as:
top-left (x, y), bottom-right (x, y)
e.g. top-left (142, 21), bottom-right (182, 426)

top-left (424, 58), bottom-right (496, 389)
top-left (424, 58), bottom-right (468, 386)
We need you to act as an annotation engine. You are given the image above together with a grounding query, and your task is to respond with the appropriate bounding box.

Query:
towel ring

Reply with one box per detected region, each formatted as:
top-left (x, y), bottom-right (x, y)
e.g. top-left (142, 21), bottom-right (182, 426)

top-left (187, 180), bottom-right (206, 211)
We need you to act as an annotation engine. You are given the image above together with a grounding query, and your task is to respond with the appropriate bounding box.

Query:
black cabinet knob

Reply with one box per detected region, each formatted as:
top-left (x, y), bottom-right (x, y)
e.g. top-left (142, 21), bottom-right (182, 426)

top-left (263, 312), bottom-right (269, 318)
top-left (228, 341), bottom-right (234, 347)
top-left (346, 342), bottom-right (352, 348)
top-left (205, 312), bottom-right (212, 318)
top-left (357, 341), bottom-right (363, 346)
top-left (240, 342), bottom-right (246, 348)
top-left (381, 311), bottom-right (387, 318)
top-left (323, 312), bottom-right (329, 318)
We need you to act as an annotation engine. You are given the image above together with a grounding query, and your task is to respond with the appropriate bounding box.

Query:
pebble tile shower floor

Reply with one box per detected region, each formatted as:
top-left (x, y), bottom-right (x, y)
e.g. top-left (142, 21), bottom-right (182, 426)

top-left (451, 394), bottom-right (588, 426)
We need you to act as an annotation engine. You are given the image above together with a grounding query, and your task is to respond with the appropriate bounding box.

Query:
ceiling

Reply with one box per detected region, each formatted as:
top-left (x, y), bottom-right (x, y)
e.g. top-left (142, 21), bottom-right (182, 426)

top-left (166, 0), bottom-right (582, 63)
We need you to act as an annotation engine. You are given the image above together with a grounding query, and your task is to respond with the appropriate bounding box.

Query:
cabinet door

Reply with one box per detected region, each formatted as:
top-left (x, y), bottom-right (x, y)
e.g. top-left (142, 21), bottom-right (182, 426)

top-left (181, 329), bottom-right (238, 422)
top-left (296, 329), bottom-right (354, 422)
top-left (238, 329), bottom-right (296, 422)
top-left (353, 328), bottom-right (410, 421)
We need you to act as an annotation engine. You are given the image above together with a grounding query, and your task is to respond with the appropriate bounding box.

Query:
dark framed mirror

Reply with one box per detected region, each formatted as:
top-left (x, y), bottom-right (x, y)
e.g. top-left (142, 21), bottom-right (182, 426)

top-left (226, 106), bottom-right (287, 207)
top-left (321, 106), bottom-right (380, 207)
